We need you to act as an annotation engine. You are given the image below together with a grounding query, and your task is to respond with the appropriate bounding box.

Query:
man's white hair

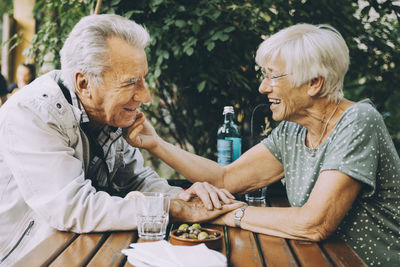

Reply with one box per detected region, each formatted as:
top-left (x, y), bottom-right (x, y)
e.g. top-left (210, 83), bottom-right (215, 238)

top-left (255, 23), bottom-right (349, 102)
top-left (60, 14), bottom-right (150, 91)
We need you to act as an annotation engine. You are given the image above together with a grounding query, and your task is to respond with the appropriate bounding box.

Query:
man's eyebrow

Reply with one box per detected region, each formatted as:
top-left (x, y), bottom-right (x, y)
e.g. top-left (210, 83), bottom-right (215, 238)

top-left (123, 77), bottom-right (140, 85)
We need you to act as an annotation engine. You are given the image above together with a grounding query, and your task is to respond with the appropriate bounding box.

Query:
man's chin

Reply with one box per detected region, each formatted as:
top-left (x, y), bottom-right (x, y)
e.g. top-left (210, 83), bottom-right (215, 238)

top-left (115, 119), bottom-right (136, 129)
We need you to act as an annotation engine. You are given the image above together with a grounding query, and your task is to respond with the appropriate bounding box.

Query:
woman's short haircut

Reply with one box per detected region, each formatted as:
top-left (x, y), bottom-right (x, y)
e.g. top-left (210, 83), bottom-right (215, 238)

top-left (60, 14), bottom-right (150, 91)
top-left (255, 24), bottom-right (349, 102)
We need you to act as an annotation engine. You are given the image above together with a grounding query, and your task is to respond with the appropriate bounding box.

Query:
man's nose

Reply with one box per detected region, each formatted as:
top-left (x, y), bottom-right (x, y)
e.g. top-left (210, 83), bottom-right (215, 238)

top-left (133, 80), bottom-right (151, 103)
top-left (258, 78), bottom-right (272, 94)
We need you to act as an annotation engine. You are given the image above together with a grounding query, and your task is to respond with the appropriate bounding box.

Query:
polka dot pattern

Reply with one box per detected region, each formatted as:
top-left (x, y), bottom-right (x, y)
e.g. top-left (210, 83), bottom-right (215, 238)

top-left (262, 99), bottom-right (400, 266)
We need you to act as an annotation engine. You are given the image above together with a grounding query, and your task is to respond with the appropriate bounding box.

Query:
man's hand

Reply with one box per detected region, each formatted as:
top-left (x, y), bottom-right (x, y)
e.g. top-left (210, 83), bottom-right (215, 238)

top-left (122, 112), bottom-right (159, 149)
top-left (177, 182), bottom-right (235, 210)
top-left (170, 197), bottom-right (244, 223)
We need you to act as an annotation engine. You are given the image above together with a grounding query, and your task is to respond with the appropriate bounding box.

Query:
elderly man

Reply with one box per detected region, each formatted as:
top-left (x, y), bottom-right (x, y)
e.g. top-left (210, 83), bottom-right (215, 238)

top-left (0, 14), bottom-right (240, 265)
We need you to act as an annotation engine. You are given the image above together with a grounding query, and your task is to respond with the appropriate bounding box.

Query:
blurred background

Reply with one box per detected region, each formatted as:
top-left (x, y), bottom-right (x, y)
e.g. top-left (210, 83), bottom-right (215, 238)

top-left (1, 0), bottom-right (399, 180)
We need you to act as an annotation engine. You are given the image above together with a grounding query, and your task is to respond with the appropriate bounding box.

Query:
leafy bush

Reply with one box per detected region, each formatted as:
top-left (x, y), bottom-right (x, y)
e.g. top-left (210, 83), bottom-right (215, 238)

top-left (28, 0), bottom-right (400, 179)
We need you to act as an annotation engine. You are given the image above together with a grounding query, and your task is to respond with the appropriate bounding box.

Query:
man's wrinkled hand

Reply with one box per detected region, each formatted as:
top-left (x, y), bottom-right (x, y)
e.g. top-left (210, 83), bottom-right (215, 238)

top-left (177, 182), bottom-right (235, 210)
top-left (170, 197), bottom-right (244, 223)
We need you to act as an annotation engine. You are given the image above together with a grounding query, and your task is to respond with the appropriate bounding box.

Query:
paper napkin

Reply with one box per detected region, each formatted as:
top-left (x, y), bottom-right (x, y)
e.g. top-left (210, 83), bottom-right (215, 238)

top-left (121, 240), bottom-right (227, 267)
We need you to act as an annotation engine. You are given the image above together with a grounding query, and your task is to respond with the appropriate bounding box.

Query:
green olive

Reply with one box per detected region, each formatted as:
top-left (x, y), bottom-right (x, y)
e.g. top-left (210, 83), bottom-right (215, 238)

top-left (198, 231), bottom-right (209, 240)
top-left (179, 233), bottom-right (189, 238)
top-left (178, 223), bottom-right (189, 232)
top-left (189, 233), bottom-right (198, 239)
top-left (191, 223), bottom-right (202, 230)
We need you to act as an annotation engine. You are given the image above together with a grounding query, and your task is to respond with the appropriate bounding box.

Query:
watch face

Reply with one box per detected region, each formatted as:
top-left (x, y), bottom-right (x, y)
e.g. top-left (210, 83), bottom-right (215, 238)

top-left (235, 209), bottom-right (244, 218)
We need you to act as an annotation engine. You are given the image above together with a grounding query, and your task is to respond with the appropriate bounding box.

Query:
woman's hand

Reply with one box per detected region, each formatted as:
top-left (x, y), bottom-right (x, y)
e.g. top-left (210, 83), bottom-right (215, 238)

top-left (177, 182), bottom-right (235, 210)
top-left (210, 209), bottom-right (236, 227)
top-left (122, 112), bottom-right (159, 150)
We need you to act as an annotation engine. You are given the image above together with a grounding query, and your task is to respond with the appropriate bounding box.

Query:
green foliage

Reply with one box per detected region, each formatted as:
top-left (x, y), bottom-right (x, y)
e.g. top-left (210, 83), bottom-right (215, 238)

top-left (29, 0), bottom-right (400, 178)
top-left (27, 0), bottom-right (94, 70)
top-left (0, 0), bottom-right (14, 58)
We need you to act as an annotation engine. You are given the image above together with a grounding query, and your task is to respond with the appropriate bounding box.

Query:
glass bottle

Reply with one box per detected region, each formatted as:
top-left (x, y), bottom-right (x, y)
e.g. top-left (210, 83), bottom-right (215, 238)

top-left (217, 106), bottom-right (241, 166)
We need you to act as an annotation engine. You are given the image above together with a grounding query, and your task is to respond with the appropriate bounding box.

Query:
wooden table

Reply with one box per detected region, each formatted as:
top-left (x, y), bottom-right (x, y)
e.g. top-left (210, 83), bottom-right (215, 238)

top-left (14, 197), bottom-right (366, 267)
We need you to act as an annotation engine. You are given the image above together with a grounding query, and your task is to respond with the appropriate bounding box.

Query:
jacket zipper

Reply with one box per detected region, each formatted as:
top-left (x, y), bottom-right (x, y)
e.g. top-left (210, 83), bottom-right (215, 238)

top-left (1, 220), bottom-right (34, 263)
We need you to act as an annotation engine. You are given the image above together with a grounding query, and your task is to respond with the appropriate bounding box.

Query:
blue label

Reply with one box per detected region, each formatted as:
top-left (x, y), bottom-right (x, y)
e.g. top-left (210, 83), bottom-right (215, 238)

top-left (217, 139), bottom-right (232, 166)
top-left (226, 137), bottom-right (241, 161)
top-left (217, 137), bottom-right (241, 165)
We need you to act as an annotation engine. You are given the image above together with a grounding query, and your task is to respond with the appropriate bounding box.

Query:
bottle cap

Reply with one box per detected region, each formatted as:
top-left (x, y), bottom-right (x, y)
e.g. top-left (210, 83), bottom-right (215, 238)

top-left (223, 106), bottom-right (234, 115)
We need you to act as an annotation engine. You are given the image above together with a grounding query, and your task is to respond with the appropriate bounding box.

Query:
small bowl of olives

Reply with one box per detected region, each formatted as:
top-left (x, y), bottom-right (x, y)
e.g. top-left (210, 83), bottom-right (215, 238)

top-left (169, 223), bottom-right (223, 250)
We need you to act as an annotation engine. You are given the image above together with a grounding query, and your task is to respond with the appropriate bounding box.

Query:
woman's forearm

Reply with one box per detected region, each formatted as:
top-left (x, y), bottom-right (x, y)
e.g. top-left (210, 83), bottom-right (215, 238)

top-left (149, 137), bottom-right (226, 188)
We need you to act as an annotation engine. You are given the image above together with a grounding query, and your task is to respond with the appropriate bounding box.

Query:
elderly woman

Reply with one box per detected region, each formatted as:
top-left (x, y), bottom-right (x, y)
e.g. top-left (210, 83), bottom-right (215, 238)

top-left (125, 24), bottom-right (400, 266)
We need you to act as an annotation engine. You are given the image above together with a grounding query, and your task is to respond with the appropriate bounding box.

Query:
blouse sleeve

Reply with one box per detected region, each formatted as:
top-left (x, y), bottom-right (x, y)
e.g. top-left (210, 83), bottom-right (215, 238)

top-left (261, 121), bottom-right (286, 163)
top-left (322, 101), bottom-right (382, 197)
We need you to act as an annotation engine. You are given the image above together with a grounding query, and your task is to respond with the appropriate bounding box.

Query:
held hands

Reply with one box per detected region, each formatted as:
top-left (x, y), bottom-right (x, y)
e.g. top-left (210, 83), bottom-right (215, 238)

top-left (177, 182), bottom-right (235, 210)
top-left (122, 112), bottom-right (159, 150)
top-left (170, 197), bottom-right (244, 223)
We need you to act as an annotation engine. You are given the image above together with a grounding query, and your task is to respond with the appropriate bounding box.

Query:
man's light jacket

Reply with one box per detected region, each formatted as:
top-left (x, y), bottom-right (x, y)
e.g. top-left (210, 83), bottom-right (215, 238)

top-left (0, 70), bottom-right (182, 265)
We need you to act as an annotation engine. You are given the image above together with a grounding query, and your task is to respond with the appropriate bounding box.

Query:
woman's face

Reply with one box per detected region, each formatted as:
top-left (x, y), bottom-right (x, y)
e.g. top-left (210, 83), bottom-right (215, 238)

top-left (258, 57), bottom-right (309, 123)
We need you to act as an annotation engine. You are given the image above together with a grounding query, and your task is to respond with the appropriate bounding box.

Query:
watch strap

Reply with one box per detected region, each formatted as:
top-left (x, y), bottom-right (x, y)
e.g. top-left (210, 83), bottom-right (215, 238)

top-left (234, 204), bottom-right (248, 228)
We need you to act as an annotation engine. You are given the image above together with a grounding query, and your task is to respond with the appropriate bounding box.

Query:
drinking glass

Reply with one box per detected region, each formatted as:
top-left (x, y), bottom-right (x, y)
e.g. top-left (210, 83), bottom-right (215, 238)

top-left (135, 192), bottom-right (170, 240)
top-left (245, 187), bottom-right (267, 207)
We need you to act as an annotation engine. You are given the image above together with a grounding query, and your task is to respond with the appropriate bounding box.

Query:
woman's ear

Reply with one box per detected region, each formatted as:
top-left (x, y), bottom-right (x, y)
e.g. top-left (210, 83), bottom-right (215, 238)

top-left (307, 76), bottom-right (324, 97)
top-left (75, 72), bottom-right (91, 98)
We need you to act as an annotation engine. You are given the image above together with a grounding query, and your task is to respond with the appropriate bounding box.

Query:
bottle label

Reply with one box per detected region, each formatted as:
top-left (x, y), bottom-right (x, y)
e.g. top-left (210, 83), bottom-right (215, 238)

top-left (217, 139), bottom-right (232, 166)
top-left (226, 137), bottom-right (241, 161)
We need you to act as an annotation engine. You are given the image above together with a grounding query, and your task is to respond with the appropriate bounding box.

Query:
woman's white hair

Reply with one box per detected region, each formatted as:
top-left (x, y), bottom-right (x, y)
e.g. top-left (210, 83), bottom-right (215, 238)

top-left (255, 24), bottom-right (349, 102)
top-left (60, 14), bottom-right (150, 91)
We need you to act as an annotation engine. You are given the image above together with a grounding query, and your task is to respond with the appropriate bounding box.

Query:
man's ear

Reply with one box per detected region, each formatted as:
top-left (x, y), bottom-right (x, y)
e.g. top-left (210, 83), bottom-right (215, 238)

top-left (75, 72), bottom-right (91, 98)
top-left (307, 76), bottom-right (324, 97)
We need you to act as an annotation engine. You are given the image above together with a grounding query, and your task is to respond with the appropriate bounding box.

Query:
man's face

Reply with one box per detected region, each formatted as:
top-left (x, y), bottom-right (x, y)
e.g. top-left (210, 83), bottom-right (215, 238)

top-left (83, 37), bottom-right (150, 129)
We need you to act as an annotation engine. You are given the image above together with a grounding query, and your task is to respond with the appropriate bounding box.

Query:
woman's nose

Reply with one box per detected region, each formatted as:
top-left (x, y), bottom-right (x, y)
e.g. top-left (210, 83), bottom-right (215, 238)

top-left (258, 78), bottom-right (271, 94)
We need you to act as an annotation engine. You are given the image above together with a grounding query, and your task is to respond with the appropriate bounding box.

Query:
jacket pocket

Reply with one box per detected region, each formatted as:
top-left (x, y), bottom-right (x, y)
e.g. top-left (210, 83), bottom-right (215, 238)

top-left (0, 220), bottom-right (34, 263)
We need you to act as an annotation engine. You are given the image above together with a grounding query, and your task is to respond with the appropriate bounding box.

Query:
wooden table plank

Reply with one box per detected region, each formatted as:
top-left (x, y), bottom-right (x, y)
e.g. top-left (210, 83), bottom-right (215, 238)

top-left (321, 236), bottom-right (367, 267)
top-left (258, 234), bottom-right (298, 267)
top-left (289, 239), bottom-right (332, 267)
top-left (228, 227), bottom-right (263, 267)
top-left (13, 231), bottom-right (77, 267)
top-left (87, 231), bottom-right (137, 267)
top-left (49, 233), bottom-right (108, 267)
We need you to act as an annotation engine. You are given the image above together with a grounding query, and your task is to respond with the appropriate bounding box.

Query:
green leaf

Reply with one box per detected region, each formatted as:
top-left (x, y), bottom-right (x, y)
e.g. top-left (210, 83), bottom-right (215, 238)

top-left (154, 68), bottom-right (161, 78)
top-left (219, 34), bottom-right (229, 42)
top-left (175, 20), bottom-right (186, 28)
top-left (192, 23), bottom-right (200, 34)
top-left (223, 26), bottom-right (235, 33)
top-left (185, 47), bottom-right (194, 56)
top-left (197, 81), bottom-right (206, 92)
top-left (206, 41), bottom-right (215, 51)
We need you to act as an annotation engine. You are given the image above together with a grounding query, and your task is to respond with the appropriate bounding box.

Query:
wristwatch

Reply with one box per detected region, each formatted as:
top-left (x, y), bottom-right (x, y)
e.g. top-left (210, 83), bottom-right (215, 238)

top-left (234, 204), bottom-right (248, 228)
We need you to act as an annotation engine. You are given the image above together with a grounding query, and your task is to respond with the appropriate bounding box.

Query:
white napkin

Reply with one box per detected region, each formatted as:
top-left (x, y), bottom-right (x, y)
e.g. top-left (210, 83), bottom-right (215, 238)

top-left (121, 240), bottom-right (227, 267)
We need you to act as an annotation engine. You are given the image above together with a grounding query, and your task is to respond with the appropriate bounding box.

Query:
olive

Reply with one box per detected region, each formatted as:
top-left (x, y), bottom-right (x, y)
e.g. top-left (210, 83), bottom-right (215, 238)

top-left (191, 223), bottom-right (202, 230)
top-left (176, 230), bottom-right (183, 235)
top-left (178, 223), bottom-right (189, 232)
top-left (198, 232), bottom-right (209, 240)
top-left (179, 233), bottom-right (189, 238)
top-left (208, 234), bottom-right (216, 239)
top-left (189, 234), bottom-right (197, 239)
top-left (192, 229), bottom-right (201, 236)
